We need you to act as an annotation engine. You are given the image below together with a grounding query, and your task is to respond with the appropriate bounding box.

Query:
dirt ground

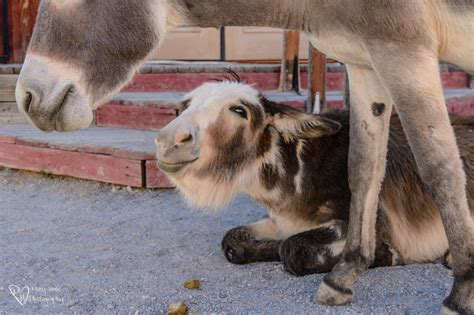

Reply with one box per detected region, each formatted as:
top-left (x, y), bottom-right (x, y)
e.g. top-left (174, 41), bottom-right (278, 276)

top-left (0, 169), bottom-right (453, 314)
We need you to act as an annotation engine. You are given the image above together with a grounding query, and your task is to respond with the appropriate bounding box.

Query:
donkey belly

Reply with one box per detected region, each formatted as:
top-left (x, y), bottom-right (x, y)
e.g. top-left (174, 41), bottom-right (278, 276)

top-left (380, 203), bottom-right (449, 264)
top-left (439, 5), bottom-right (474, 72)
top-left (307, 33), bottom-right (371, 68)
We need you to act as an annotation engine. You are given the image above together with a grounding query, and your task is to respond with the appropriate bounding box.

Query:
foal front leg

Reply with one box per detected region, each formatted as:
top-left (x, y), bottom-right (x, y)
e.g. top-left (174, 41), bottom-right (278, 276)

top-left (316, 65), bottom-right (393, 305)
top-left (280, 220), bottom-right (348, 275)
top-left (222, 218), bottom-right (282, 264)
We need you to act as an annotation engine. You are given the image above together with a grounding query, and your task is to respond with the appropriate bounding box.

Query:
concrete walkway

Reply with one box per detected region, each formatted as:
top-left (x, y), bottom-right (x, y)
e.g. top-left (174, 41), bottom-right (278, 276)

top-left (0, 170), bottom-right (453, 314)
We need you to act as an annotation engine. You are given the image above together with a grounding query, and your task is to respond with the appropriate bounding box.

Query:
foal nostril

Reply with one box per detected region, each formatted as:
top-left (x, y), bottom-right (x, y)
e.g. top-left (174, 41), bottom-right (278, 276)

top-left (175, 130), bottom-right (193, 145)
top-left (180, 133), bottom-right (193, 143)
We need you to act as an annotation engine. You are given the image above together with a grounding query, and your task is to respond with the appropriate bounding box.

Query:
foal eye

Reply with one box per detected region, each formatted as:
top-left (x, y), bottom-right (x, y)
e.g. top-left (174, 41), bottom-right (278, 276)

top-left (229, 106), bottom-right (248, 119)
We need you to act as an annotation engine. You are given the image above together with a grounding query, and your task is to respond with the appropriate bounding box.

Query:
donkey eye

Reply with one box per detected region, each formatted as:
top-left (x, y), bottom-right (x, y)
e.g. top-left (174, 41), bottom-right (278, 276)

top-left (229, 106), bottom-right (248, 119)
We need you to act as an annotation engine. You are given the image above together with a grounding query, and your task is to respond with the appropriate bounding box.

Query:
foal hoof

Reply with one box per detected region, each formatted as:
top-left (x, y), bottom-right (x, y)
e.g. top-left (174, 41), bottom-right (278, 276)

top-left (221, 228), bottom-right (252, 265)
top-left (315, 281), bottom-right (353, 306)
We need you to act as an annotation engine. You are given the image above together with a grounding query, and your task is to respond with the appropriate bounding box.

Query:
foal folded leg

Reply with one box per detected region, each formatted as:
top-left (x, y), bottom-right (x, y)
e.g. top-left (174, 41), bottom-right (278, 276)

top-left (316, 65), bottom-right (393, 305)
top-left (222, 217), bottom-right (282, 264)
top-left (279, 220), bottom-right (348, 275)
top-left (280, 220), bottom-right (401, 276)
top-left (369, 47), bottom-right (473, 314)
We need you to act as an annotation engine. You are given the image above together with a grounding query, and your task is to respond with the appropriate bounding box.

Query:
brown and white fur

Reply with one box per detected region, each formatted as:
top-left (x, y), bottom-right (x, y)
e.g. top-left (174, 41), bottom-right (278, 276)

top-left (156, 80), bottom-right (474, 277)
top-left (16, 1), bottom-right (474, 312)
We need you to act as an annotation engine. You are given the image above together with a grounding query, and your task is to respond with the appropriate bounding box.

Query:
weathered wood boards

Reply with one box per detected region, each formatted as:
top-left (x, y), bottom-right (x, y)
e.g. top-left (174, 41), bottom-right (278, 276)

top-left (0, 125), bottom-right (173, 188)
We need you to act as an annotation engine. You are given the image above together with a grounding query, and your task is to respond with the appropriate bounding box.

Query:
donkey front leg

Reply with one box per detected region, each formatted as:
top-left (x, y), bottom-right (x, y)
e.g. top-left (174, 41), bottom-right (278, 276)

top-left (369, 47), bottom-right (473, 314)
top-left (316, 65), bottom-right (393, 305)
top-left (222, 218), bottom-right (282, 264)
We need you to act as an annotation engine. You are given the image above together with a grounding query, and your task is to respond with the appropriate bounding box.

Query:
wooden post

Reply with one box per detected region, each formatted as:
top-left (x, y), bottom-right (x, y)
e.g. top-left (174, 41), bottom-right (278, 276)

top-left (307, 44), bottom-right (326, 113)
top-left (343, 66), bottom-right (350, 109)
top-left (8, 0), bottom-right (40, 63)
top-left (279, 30), bottom-right (300, 93)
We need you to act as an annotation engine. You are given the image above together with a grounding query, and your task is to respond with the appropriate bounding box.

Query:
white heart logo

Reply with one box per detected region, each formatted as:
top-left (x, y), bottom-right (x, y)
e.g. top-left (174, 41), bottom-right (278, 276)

top-left (9, 285), bottom-right (29, 306)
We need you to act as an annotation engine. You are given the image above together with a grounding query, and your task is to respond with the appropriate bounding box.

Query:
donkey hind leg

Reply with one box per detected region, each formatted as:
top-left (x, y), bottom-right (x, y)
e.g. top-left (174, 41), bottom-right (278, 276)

top-left (279, 220), bottom-right (348, 276)
top-left (221, 218), bottom-right (282, 265)
top-left (369, 47), bottom-right (473, 314)
top-left (316, 65), bottom-right (394, 305)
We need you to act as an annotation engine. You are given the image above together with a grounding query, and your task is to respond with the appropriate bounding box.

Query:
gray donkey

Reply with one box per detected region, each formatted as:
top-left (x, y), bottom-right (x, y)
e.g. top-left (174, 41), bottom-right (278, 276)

top-left (15, 1), bottom-right (474, 312)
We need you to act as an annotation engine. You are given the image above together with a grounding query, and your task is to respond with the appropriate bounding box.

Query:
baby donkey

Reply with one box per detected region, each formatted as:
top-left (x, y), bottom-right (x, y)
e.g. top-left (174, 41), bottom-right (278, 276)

top-left (155, 81), bottom-right (473, 276)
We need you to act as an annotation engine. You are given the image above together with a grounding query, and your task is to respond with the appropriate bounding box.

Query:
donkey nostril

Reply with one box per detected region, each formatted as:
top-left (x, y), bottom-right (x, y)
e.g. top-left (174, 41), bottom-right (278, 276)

top-left (24, 92), bottom-right (33, 113)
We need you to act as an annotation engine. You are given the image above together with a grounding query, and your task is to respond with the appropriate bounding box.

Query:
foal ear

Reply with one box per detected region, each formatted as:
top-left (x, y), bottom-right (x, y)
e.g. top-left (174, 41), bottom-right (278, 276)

top-left (270, 107), bottom-right (341, 141)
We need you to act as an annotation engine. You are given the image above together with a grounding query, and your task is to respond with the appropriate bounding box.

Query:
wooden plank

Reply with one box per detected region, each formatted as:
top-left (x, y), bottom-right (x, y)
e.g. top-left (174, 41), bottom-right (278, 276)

top-left (279, 30), bottom-right (300, 92)
top-left (0, 102), bottom-right (21, 114)
top-left (0, 89), bottom-right (16, 102)
top-left (0, 135), bottom-right (16, 144)
top-left (124, 72), bottom-right (282, 92)
top-left (96, 104), bottom-right (177, 131)
top-left (145, 160), bottom-right (175, 188)
top-left (0, 143), bottom-right (144, 187)
top-left (0, 74), bottom-right (19, 87)
top-left (440, 71), bottom-right (470, 89)
top-left (446, 95), bottom-right (474, 116)
top-left (0, 102), bottom-right (25, 124)
top-left (307, 44), bottom-right (326, 113)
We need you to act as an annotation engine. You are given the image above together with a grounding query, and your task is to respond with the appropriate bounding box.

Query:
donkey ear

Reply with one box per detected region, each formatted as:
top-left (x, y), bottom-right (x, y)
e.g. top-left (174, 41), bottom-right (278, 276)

top-left (270, 109), bottom-right (341, 141)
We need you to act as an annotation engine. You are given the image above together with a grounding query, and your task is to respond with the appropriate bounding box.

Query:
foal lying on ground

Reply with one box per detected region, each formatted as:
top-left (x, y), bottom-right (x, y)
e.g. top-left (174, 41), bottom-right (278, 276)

top-left (155, 81), bottom-right (473, 276)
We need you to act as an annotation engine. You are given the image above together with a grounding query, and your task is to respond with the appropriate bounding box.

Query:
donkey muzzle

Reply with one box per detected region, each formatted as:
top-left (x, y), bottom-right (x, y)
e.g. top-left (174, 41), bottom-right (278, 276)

top-left (15, 55), bottom-right (93, 132)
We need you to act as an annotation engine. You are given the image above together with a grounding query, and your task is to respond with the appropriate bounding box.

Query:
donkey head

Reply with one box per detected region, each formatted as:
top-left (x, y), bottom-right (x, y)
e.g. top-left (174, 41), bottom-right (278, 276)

top-left (155, 81), bottom-right (341, 209)
top-left (15, 0), bottom-right (180, 131)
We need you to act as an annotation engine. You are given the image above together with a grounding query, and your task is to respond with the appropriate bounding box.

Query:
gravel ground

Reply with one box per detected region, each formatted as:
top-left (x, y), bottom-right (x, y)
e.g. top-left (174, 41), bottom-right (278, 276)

top-left (0, 169), bottom-right (453, 314)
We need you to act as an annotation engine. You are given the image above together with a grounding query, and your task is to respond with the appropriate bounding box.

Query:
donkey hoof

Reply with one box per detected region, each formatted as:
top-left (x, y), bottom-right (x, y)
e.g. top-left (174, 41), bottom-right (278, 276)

top-left (314, 281), bottom-right (353, 306)
top-left (441, 279), bottom-right (474, 315)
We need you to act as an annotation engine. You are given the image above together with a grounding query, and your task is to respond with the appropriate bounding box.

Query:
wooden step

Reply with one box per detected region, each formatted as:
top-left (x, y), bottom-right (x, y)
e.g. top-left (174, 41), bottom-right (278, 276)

top-left (124, 62), bottom-right (471, 92)
top-left (0, 102), bottom-right (27, 124)
top-left (0, 62), bottom-right (470, 94)
top-left (0, 125), bottom-right (172, 188)
top-left (96, 90), bottom-right (345, 131)
top-left (96, 89), bottom-right (474, 131)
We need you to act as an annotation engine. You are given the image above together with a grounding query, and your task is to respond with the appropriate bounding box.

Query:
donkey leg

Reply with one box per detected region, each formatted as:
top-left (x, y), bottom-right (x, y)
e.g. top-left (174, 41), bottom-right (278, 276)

top-left (222, 218), bottom-right (282, 264)
top-left (280, 220), bottom-right (348, 276)
top-left (280, 222), bottom-right (401, 276)
top-left (316, 65), bottom-right (393, 305)
top-left (369, 48), bottom-right (473, 314)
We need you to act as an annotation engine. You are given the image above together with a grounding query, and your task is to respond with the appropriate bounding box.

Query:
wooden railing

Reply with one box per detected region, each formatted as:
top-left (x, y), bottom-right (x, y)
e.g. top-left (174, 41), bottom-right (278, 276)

top-left (279, 30), bottom-right (329, 113)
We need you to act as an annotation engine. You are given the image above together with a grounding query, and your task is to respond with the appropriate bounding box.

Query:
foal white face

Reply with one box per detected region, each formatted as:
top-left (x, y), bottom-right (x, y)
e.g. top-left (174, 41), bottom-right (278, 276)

top-left (155, 81), bottom-right (341, 209)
